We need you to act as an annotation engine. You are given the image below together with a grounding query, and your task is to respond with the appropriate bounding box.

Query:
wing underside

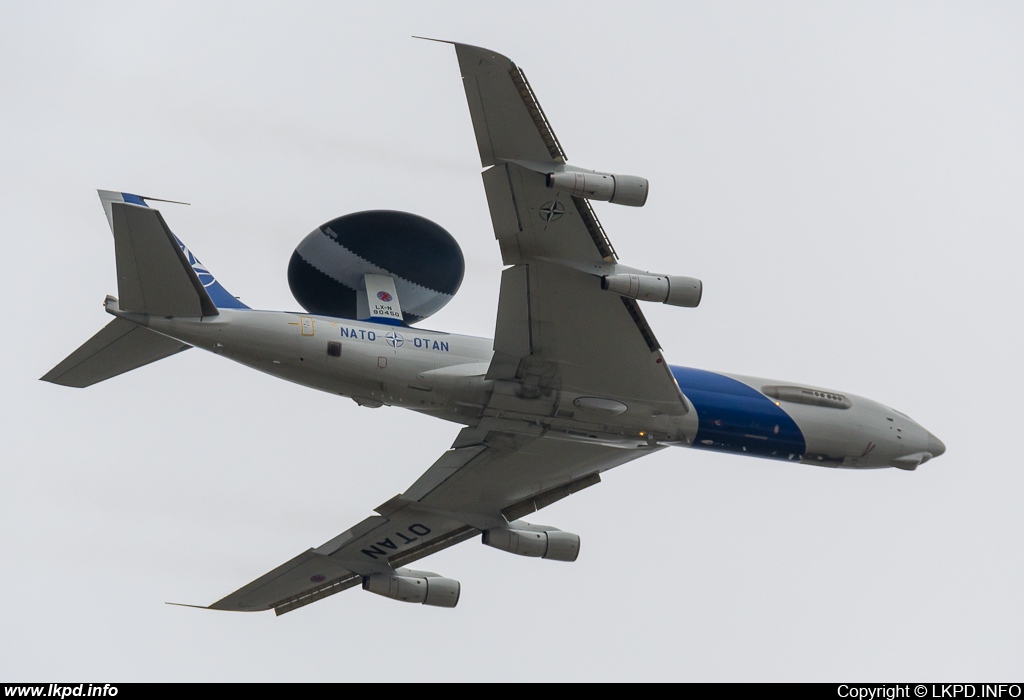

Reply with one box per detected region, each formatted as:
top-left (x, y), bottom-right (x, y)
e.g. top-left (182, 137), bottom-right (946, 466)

top-left (211, 427), bottom-right (660, 615)
top-left (205, 42), bottom-right (684, 615)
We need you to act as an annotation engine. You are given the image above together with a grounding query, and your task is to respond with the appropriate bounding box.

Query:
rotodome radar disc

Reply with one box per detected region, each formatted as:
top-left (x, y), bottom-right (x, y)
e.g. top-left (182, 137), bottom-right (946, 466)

top-left (288, 211), bottom-right (465, 324)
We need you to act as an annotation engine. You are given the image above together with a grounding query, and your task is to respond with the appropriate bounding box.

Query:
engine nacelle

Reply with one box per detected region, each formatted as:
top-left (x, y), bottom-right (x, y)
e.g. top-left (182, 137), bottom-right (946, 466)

top-left (482, 527), bottom-right (581, 562)
top-left (546, 171), bottom-right (649, 207)
top-left (602, 273), bottom-right (703, 308)
top-left (362, 568), bottom-right (460, 608)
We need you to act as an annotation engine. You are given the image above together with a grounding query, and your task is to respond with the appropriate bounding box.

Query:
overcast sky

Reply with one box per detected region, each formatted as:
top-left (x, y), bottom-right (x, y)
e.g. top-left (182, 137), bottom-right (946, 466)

top-left (2, 1), bottom-right (1022, 682)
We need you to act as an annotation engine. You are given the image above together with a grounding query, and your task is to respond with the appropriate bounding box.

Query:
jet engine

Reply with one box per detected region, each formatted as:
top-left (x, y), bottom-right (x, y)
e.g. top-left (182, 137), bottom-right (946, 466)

top-left (288, 210), bottom-right (465, 325)
top-left (362, 568), bottom-right (461, 608)
top-left (483, 525), bottom-right (581, 562)
top-left (546, 170), bottom-right (649, 207)
top-left (602, 273), bottom-right (703, 308)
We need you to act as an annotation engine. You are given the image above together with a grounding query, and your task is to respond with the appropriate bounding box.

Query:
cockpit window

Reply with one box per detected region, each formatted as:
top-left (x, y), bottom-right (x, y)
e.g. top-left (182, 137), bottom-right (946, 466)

top-left (762, 385), bottom-right (852, 409)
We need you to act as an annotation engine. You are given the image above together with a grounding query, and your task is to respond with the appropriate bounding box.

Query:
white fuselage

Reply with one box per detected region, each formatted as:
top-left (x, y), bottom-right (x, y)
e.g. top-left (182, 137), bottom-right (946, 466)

top-left (134, 309), bottom-right (943, 471)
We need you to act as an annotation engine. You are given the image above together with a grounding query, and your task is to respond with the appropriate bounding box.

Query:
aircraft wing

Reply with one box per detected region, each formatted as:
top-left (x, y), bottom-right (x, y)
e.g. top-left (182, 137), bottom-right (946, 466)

top-left (210, 426), bottom-right (661, 615)
top-left (453, 43), bottom-right (687, 413)
top-left (205, 44), bottom-right (686, 615)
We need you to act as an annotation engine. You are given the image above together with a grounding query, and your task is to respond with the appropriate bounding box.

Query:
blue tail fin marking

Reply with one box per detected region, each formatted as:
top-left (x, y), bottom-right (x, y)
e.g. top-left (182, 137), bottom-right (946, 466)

top-left (172, 235), bottom-right (250, 310)
top-left (112, 191), bottom-right (250, 310)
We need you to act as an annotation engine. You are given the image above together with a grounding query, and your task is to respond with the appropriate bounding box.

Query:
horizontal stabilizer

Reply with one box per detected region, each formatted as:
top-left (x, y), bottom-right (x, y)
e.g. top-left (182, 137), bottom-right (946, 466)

top-left (41, 318), bottom-right (189, 388)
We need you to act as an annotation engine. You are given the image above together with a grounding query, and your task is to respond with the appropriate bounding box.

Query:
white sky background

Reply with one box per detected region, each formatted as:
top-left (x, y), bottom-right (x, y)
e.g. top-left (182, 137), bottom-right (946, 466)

top-left (1, 1), bottom-right (1022, 682)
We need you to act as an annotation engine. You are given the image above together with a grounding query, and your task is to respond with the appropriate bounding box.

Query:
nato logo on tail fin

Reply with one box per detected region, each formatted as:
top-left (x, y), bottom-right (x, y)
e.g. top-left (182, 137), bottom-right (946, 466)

top-left (97, 190), bottom-right (249, 310)
top-left (41, 190), bottom-right (252, 388)
top-left (173, 235), bottom-right (249, 310)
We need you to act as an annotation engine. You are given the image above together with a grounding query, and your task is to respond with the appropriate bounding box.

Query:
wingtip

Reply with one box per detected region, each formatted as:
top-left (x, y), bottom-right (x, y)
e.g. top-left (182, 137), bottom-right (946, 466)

top-left (165, 601), bottom-right (211, 611)
top-left (411, 36), bottom-right (455, 45)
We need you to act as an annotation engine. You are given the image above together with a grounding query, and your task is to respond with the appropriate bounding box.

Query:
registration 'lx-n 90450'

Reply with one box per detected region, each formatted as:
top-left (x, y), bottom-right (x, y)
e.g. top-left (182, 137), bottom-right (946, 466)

top-left (42, 42), bottom-right (945, 615)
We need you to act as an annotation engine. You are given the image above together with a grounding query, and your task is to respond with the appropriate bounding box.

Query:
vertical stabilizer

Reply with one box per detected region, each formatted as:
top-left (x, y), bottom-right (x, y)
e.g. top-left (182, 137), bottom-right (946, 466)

top-left (98, 191), bottom-right (249, 310)
top-left (109, 201), bottom-right (218, 317)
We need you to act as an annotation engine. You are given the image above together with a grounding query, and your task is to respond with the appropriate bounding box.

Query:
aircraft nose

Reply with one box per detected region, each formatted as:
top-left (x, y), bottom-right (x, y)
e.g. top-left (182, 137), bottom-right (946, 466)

top-left (927, 431), bottom-right (946, 458)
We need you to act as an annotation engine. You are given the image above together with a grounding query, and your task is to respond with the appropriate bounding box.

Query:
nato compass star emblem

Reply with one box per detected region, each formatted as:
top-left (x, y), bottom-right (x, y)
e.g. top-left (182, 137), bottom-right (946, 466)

top-left (538, 200), bottom-right (565, 223)
top-left (385, 331), bottom-right (405, 348)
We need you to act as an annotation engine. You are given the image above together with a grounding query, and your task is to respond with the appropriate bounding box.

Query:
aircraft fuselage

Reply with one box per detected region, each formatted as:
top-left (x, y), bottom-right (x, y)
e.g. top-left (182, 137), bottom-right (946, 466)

top-left (136, 307), bottom-right (943, 471)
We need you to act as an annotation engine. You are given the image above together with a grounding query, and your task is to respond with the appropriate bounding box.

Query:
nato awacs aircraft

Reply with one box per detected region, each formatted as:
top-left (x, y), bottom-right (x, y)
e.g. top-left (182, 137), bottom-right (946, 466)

top-left (43, 42), bottom-right (945, 614)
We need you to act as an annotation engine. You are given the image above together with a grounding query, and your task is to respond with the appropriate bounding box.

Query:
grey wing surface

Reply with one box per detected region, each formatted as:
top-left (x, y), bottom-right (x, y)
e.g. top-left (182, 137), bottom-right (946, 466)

top-left (453, 43), bottom-right (688, 420)
top-left (207, 43), bottom-right (687, 615)
top-left (210, 427), bottom-right (661, 615)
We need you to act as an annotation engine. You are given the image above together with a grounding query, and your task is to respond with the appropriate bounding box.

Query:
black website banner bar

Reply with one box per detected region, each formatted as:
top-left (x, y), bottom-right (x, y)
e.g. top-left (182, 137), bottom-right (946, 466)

top-left (2, 684), bottom-right (1022, 693)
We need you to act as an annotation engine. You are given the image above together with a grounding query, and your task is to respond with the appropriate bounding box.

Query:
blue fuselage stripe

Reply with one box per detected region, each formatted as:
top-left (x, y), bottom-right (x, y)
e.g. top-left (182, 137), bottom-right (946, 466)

top-left (670, 365), bottom-right (806, 460)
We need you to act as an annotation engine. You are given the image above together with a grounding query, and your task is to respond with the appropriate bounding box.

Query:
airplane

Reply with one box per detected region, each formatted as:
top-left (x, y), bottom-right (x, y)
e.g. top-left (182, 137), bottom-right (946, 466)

top-left (41, 42), bottom-right (945, 615)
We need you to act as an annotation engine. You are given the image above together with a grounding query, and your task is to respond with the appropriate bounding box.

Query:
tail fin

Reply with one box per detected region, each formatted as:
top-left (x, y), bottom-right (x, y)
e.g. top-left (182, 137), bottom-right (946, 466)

top-left (98, 191), bottom-right (249, 311)
top-left (41, 315), bottom-right (189, 388)
top-left (42, 190), bottom-right (248, 388)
